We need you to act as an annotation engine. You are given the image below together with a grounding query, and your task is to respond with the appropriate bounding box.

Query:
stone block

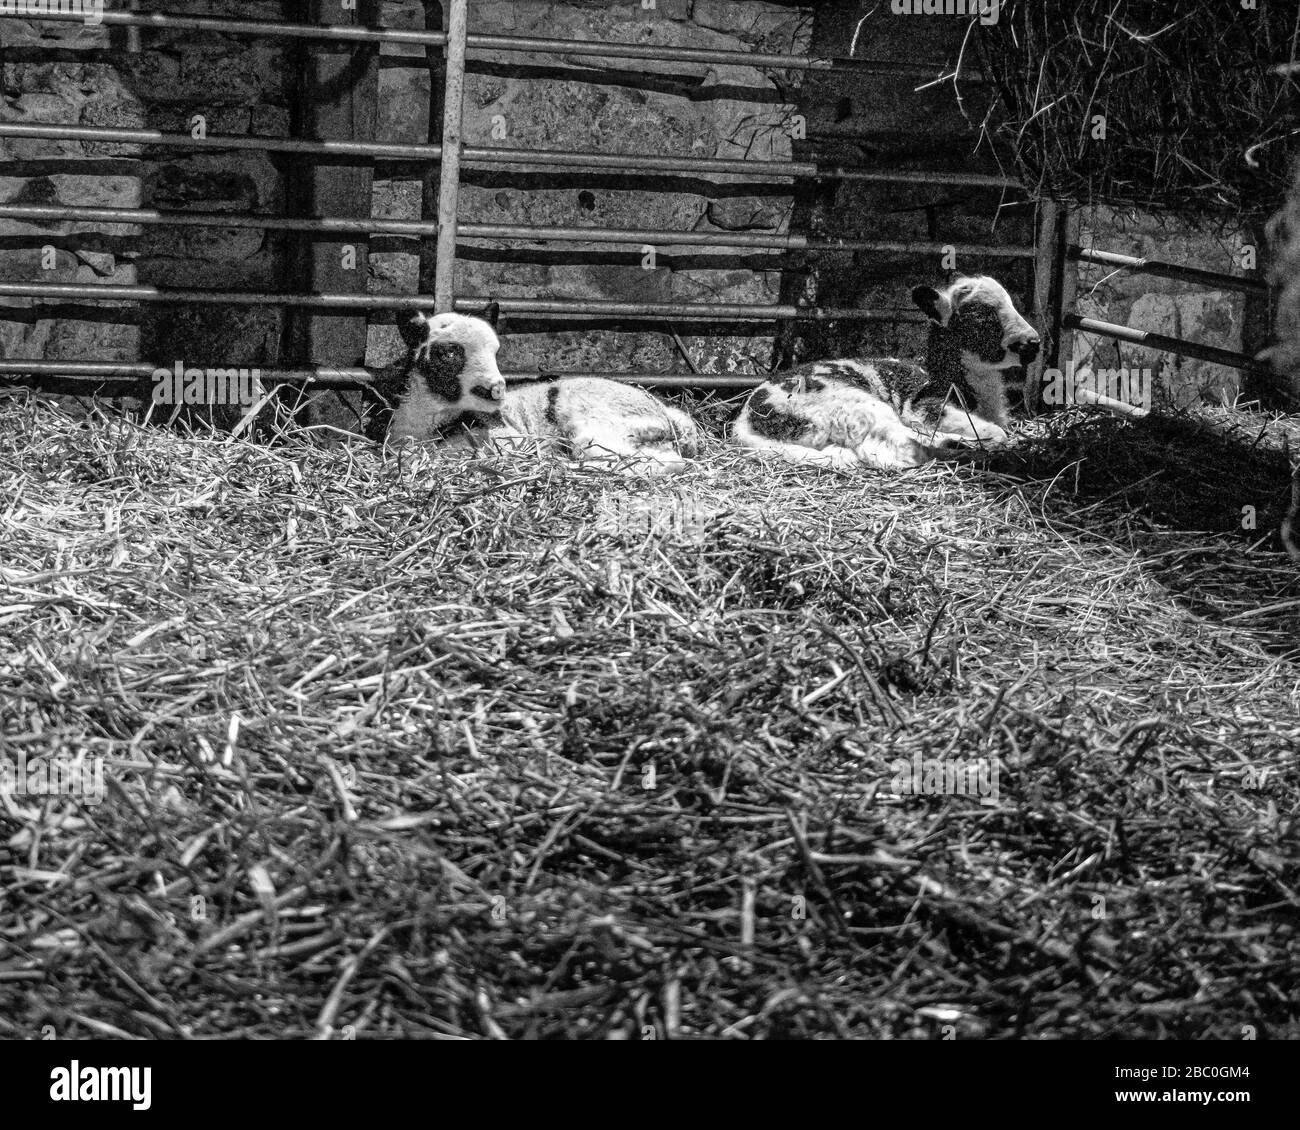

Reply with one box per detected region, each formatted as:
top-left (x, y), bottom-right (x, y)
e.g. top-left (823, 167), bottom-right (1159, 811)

top-left (693, 0), bottom-right (809, 46)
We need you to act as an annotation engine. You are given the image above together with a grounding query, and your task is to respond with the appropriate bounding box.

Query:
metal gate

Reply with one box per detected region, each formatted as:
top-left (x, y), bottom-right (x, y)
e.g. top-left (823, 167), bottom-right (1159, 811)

top-left (0, 3), bottom-right (1271, 405)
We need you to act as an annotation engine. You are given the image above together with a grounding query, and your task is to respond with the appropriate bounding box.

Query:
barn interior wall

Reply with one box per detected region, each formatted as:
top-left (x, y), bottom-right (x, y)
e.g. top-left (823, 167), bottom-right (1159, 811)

top-left (785, 0), bottom-right (1258, 409)
top-left (0, 0), bottom-right (292, 391)
top-left (366, 0), bottom-right (814, 380)
top-left (0, 11), bottom-right (148, 372)
top-left (1071, 206), bottom-right (1253, 408)
top-left (0, 0), bottom-right (1262, 412)
top-left (775, 0), bottom-right (1037, 372)
top-left (0, 0), bottom-right (814, 402)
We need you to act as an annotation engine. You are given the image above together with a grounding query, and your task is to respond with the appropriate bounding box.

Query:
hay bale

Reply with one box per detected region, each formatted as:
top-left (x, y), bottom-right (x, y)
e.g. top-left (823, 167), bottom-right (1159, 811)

top-left (1265, 158), bottom-right (1300, 393)
top-left (977, 0), bottom-right (1299, 223)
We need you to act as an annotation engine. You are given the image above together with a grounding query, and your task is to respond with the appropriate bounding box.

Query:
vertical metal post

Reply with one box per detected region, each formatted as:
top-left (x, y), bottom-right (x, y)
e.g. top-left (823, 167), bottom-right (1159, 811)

top-left (419, 2), bottom-right (445, 299)
top-left (124, 0), bottom-right (140, 52)
top-left (434, 0), bottom-right (468, 313)
top-left (1030, 198), bottom-right (1078, 413)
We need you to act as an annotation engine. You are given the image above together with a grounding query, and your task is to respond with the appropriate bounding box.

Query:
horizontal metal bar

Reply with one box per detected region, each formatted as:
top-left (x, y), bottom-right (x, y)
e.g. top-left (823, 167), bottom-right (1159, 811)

top-left (0, 202), bottom-right (444, 237)
top-left (5, 8), bottom-right (987, 80)
top-left (0, 121), bottom-right (441, 161)
top-left (481, 299), bottom-right (926, 322)
top-left (1072, 386), bottom-right (1150, 419)
top-left (0, 123), bottom-right (1022, 188)
top-left (468, 146), bottom-right (1018, 185)
top-left (0, 204), bottom-right (1036, 258)
top-left (0, 281), bottom-right (925, 322)
top-left (465, 223), bottom-right (1035, 257)
top-left (1070, 246), bottom-right (1268, 296)
top-left (1063, 314), bottom-right (1270, 375)
top-left (525, 373), bottom-right (760, 390)
top-left (0, 360), bottom-right (370, 385)
top-left (0, 359), bottom-right (761, 390)
top-left (822, 169), bottom-right (1018, 188)
top-left (0, 281), bottom-right (430, 310)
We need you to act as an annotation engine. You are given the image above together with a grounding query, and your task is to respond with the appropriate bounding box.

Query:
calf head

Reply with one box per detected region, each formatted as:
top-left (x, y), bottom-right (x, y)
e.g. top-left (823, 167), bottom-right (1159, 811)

top-left (400, 304), bottom-right (506, 411)
top-left (388, 304), bottom-right (507, 439)
top-left (912, 276), bottom-right (1040, 374)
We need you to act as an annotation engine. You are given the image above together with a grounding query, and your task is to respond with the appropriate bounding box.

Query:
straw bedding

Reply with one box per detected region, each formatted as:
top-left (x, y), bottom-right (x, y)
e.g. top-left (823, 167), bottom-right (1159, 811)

top-left (977, 0), bottom-right (1299, 223)
top-left (0, 391), bottom-right (1296, 1039)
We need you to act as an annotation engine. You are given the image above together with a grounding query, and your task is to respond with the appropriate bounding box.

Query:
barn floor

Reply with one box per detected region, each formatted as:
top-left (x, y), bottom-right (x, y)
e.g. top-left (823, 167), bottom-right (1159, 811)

top-left (0, 390), bottom-right (1297, 1040)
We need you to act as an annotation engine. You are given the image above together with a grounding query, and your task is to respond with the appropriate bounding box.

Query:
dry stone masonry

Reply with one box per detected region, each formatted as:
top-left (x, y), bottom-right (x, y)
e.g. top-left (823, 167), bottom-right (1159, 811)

top-left (0, 0), bottom-right (1263, 421)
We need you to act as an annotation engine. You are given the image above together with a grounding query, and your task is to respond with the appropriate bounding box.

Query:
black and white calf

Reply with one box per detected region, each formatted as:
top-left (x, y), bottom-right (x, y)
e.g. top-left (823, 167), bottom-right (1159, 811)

top-left (731, 276), bottom-right (1040, 470)
top-left (383, 305), bottom-right (699, 474)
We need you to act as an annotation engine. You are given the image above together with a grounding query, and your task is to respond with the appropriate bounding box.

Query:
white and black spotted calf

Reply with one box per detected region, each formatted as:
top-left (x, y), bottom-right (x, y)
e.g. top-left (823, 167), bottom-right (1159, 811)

top-left (384, 305), bottom-right (700, 475)
top-left (731, 275), bottom-right (1040, 470)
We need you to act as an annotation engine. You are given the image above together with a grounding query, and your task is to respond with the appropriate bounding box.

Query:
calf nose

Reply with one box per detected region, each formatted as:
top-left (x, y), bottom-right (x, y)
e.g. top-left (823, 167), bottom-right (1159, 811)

top-left (1013, 338), bottom-right (1040, 365)
top-left (468, 376), bottom-right (506, 404)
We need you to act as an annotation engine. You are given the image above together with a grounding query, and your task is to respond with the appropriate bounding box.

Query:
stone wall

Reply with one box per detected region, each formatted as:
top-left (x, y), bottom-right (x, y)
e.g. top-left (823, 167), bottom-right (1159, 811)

top-left (0, 12), bottom-right (142, 371)
top-left (367, 0), bottom-right (813, 381)
top-left (777, 1), bottom-right (1037, 370)
top-left (1, 0), bottom-right (813, 411)
top-left (786, 1), bottom-right (1270, 410)
top-left (1071, 206), bottom-right (1260, 409)
top-left (0, 0), bottom-right (293, 393)
top-left (0, 0), bottom-right (1275, 419)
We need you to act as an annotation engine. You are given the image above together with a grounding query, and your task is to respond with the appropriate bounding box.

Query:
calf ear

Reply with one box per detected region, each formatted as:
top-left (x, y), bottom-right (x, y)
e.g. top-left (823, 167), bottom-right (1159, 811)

top-left (912, 286), bottom-right (953, 326)
top-left (399, 312), bottom-right (429, 352)
top-left (481, 300), bottom-right (501, 333)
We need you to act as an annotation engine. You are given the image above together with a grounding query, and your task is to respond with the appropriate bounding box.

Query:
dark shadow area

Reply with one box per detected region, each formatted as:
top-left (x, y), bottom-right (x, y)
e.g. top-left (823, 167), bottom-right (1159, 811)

top-left (375, 313), bottom-right (845, 341)
top-left (773, 1), bottom-right (1033, 370)
top-left (1, 159), bottom-right (142, 179)
top-left (461, 58), bottom-right (790, 106)
top-left (421, 166), bottom-right (802, 201)
top-left (443, 244), bottom-right (794, 274)
top-left (0, 304), bottom-right (142, 328)
top-left (983, 410), bottom-right (1300, 658)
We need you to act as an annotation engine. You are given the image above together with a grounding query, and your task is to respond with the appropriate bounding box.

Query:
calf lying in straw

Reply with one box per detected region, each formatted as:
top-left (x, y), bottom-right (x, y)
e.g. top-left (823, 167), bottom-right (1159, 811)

top-left (385, 304), bottom-right (699, 474)
top-left (731, 275), bottom-right (1040, 469)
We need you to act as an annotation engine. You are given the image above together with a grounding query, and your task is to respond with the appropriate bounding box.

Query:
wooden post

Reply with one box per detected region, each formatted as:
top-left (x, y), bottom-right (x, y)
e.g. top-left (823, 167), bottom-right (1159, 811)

top-left (433, 0), bottom-right (468, 313)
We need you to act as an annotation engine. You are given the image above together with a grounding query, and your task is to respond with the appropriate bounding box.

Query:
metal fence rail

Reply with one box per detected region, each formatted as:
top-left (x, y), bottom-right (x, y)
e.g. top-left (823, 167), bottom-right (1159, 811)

top-left (0, 2), bottom-right (1019, 401)
top-left (0, 360), bottom-right (762, 392)
top-left (0, 281), bottom-right (926, 323)
top-left (0, 204), bottom-right (1036, 258)
top-left (14, 6), bottom-right (989, 81)
top-left (0, 123), bottom-right (1021, 188)
top-left (1063, 314), bottom-right (1270, 376)
top-left (1057, 244), bottom-right (1272, 380)
top-left (1070, 246), bottom-right (1267, 296)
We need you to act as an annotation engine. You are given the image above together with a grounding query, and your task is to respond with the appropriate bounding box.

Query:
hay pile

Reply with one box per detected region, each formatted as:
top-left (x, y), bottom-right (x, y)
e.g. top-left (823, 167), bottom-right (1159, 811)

top-left (0, 391), bottom-right (1297, 1039)
top-left (976, 0), bottom-right (1300, 223)
top-left (1266, 157), bottom-right (1300, 385)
